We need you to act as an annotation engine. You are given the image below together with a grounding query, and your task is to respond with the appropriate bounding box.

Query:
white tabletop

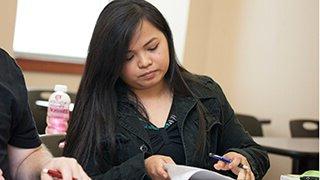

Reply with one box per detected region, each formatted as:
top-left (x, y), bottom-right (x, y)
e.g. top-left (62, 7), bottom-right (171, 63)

top-left (253, 137), bottom-right (319, 153)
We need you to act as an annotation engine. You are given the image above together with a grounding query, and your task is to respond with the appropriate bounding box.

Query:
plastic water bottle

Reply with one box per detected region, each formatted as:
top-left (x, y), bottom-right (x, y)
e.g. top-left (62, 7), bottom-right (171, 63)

top-left (45, 85), bottom-right (71, 134)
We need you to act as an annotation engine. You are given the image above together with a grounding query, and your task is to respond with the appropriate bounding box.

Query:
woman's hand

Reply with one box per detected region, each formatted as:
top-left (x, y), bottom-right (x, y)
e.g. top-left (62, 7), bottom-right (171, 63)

top-left (145, 155), bottom-right (175, 180)
top-left (213, 152), bottom-right (255, 180)
top-left (41, 157), bottom-right (90, 180)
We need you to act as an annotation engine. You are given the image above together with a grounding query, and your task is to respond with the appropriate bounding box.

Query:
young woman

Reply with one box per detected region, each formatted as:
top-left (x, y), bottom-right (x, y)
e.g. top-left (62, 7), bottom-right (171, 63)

top-left (64, 0), bottom-right (269, 179)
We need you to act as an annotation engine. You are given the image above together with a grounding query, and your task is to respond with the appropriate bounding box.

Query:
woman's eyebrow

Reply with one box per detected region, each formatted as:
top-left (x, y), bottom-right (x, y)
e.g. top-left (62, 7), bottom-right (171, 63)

top-left (128, 37), bottom-right (158, 52)
top-left (143, 37), bottom-right (158, 47)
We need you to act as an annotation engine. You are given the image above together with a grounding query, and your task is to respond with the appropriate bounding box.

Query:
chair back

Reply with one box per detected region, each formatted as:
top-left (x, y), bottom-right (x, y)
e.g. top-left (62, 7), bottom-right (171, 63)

top-left (289, 119), bottom-right (319, 137)
top-left (236, 114), bottom-right (264, 136)
top-left (39, 134), bottom-right (65, 157)
top-left (28, 89), bottom-right (76, 134)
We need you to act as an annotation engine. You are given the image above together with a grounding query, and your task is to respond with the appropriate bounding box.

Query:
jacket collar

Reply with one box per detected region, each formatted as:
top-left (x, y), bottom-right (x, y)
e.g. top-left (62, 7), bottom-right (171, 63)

top-left (117, 105), bottom-right (151, 147)
top-left (117, 94), bottom-right (220, 145)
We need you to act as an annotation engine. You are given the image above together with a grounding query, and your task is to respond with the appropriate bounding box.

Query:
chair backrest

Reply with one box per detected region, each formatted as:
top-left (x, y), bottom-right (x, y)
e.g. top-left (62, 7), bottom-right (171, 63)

top-left (236, 114), bottom-right (264, 136)
top-left (39, 134), bottom-right (65, 157)
top-left (289, 119), bottom-right (319, 137)
top-left (27, 89), bottom-right (76, 134)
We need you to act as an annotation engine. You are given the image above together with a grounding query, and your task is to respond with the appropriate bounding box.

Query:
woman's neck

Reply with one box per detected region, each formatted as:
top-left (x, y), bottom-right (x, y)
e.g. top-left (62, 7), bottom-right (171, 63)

top-left (132, 80), bottom-right (171, 100)
top-left (131, 80), bottom-right (174, 127)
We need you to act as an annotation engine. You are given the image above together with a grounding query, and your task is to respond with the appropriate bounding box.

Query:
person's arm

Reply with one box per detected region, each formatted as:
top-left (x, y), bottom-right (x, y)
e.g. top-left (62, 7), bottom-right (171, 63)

top-left (8, 144), bottom-right (90, 180)
top-left (204, 77), bottom-right (270, 180)
top-left (8, 144), bottom-right (51, 179)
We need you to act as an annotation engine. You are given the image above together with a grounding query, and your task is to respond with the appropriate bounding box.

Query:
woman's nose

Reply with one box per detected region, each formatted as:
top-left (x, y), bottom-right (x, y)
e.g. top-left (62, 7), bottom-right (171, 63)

top-left (137, 54), bottom-right (152, 68)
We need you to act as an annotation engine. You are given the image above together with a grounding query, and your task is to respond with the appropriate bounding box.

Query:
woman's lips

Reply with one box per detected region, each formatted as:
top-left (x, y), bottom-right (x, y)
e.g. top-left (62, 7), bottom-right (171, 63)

top-left (139, 70), bottom-right (157, 79)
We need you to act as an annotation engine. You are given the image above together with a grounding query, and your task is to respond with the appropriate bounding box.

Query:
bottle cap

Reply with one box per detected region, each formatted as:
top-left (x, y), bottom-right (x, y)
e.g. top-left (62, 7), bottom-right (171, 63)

top-left (54, 85), bottom-right (68, 92)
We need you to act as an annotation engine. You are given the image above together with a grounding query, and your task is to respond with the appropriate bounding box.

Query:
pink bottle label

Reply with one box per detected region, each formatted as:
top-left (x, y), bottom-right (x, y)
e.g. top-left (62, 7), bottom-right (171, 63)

top-left (46, 92), bottom-right (70, 134)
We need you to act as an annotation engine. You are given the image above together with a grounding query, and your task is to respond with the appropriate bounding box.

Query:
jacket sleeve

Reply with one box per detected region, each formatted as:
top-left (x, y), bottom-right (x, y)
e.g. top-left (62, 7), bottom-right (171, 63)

top-left (89, 153), bottom-right (148, 180)
top-left (204, 77), bottom-right (270, 180)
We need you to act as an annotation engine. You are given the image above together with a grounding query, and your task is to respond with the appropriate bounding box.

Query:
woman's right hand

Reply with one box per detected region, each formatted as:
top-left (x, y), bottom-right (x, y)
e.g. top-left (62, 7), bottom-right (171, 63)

top-left (144, 155), bottom-right (175, 180)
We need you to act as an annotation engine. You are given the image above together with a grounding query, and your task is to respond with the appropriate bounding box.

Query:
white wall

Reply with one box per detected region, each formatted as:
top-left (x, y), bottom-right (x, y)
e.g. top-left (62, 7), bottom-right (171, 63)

top-left (148, 0), bottom-right (190, 62)
top-left (231, 0), bottom-right (319, 137)
top-left (184, 0), bottom-right (318, 179)
top-left (185, 0), bottom-right (318, 136)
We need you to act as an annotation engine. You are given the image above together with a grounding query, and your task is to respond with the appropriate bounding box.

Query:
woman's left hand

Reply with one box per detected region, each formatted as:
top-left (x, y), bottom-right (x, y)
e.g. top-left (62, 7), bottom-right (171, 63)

top-left (213, 152), bottom-right (255, 180)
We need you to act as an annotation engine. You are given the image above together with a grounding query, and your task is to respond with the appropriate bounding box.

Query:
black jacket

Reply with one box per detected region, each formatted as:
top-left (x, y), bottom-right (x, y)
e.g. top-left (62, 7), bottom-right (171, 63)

top-left (88, 75), bottom-right (270, 180)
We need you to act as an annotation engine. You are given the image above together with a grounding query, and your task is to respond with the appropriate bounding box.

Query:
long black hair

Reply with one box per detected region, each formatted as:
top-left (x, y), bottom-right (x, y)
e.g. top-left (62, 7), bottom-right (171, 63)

top-left (63, 0), bottom-right (207, 169)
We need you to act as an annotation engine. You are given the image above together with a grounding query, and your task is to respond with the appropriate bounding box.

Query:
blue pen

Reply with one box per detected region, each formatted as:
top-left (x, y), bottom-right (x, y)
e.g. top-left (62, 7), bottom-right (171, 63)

top-left (209, 153), bottom-right (250, 170)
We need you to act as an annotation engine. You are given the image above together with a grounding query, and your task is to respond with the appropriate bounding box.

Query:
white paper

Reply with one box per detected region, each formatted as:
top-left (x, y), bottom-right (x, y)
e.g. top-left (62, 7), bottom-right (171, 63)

top-left (280, 175), bottom-right (300, 180)
top-left (164, 164), bottom-right (235, 180)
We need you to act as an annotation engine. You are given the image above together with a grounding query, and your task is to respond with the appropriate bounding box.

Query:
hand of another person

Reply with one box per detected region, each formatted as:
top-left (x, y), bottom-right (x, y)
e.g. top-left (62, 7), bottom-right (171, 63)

top-left (58, 141), bottom-right (65, 149)
top-left (145, 155), bottom-right (175, 180)
top-left (213, 152), bottom-right (255, 180)
top-left (0, 169), bottom-right (4, 180)
top-left (40, 157), bottom-right (90, 180)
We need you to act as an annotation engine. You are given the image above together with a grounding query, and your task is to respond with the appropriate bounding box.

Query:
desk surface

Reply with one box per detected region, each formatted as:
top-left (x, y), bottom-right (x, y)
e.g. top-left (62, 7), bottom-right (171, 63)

top-left (253, 137), bottom-right (319, 158)
top-left (253, 137), bottom-right (319, 174)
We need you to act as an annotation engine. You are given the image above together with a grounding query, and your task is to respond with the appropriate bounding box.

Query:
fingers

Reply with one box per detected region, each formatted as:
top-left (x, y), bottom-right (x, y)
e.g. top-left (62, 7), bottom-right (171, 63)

top-left (237, 168), bottom-right (255, 180)
top-left (213, 160), bottom-right (228, 171)
top-left (213, 152), bottom-right (254, 180)
top-left (40, 170), bottom-right (52, 180)
top-left (157, 160), bottom-right (169, 179)
top-left (0, 169), bottom-right (4, 180)
top-left (80, 166), bottom-right (91, 180)
top-left (41, 157), bottom-right (90, 180)
top-left (249, 170), bottom-right (255, 180)
top-left (235, 159), bottom-right (254, 180)
top-left (213, 155), bottom-right (241, 172)
top-left (58, 141), bottom-right (65, 149)
top-left (145, 155), bottom-right (174, 180)
top-left (163, 156), bottom-right (176, 164)
top-left (148, 160), bottom-right (167, 179)
top-left (59, 163), bottom-right (74, 180)
top-left (153, 159), bottom-right (168, 179)
top-left (237, 168), bottom-right (246, 180)
top-left (228, 156), bottom-right (241, 169)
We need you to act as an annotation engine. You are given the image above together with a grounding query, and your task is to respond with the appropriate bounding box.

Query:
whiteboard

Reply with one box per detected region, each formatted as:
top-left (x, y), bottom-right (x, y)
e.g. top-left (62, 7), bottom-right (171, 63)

top-left (13, 0), bottom-right (190, 64)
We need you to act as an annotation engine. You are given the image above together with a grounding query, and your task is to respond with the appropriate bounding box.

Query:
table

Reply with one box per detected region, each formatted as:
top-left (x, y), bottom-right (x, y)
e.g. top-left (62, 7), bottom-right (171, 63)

top-left (253, 137), bottom-right (319, 174)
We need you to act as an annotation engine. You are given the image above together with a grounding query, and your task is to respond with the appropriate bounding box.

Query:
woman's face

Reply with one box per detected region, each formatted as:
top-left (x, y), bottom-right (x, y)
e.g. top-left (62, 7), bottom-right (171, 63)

top-left (121, 19), bottom-right (170, 91)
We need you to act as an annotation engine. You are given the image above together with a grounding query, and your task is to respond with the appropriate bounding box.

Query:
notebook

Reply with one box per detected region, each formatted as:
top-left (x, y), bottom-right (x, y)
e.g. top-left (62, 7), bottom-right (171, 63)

top-left (164, 164), bottom-right (234, 180)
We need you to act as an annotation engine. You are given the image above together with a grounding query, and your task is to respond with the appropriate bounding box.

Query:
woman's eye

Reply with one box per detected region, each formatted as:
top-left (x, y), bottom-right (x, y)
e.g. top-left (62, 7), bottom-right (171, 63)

top-left (148, 44), bottom-right (158, 51)
top-left (126, 54), bottom-right (134, 61)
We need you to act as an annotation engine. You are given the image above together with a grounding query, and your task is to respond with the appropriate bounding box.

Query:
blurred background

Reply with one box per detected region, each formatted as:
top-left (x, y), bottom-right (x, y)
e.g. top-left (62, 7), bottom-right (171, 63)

top-left (0, 0), bottom-right (318, 179)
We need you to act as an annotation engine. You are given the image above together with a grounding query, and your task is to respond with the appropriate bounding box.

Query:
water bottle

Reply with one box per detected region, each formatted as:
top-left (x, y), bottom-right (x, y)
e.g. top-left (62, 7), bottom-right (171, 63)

top-left (45, 85), bottom-right (71, 134)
